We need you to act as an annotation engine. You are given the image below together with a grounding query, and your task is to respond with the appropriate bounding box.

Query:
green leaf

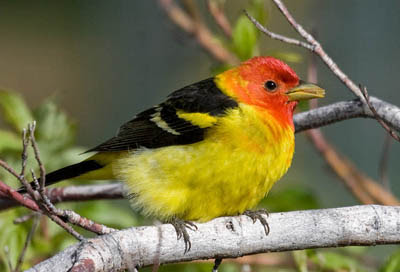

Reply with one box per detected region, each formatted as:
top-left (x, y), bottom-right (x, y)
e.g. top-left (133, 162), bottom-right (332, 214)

top-left (0, 209), bottom-right (29, 270)
top-left (259, 186), bottom-right (320, 212)
top-left (296, 100), bottom-right (310, 112)
top-left (0, 130), bottom-right (21, 152)
top-left (0, 90), bottom-right (34, 132)
top-left (380, 249), bottom-right (400, 272)
top-left (309, 251), bottom-right (367, 272)
top-left (232, 15), bottom-right (258, 60)
top-left (248, 0), bottom-right (268, 26)
top-left (270, 51), bottom-right (303, 64)
top-left (33, 99), bottom-right (76, 151)
top-left (210, 64), bottom-right (233, 75)
top-left (72, 200), bottom-right (140, 229)
top-left (293, 250), bottom-right (308, 272)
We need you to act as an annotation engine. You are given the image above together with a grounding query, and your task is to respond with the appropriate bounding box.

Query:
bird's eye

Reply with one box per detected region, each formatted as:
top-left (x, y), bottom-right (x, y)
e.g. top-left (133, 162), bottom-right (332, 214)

top-left (264, 80), bottom-right (277, 92)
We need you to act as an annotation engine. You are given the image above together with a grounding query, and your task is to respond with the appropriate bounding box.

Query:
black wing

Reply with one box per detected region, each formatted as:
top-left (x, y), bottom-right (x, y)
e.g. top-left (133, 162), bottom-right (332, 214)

top-left (87, 78), bottom-right (238, 152)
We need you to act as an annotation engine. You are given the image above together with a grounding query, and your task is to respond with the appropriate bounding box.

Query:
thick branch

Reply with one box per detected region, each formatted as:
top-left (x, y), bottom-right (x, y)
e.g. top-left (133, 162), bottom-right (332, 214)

top-left (294, 96), bottom-right (400, 133)
top-left (28, 205), bottom-right (400, 272)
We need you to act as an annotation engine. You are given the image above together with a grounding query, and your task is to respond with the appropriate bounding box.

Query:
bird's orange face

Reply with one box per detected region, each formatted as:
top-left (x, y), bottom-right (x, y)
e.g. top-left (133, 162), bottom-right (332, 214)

top-left (216, 56), bottom-right (324, 128)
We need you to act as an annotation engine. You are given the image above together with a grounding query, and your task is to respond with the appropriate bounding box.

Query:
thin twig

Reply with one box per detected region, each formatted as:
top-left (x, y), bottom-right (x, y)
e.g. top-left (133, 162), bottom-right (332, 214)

top-left (159, 0), bottom-right (238, 65)
top-left (207, 0), bottom-right (232, 38)
top-left (306, 128), bottom-right (399, 205)
top-left (14, 212), bottom-right (37, 224)
top-left (360, 85), bottom-right (400, 142)
top-left (0, 183), bottom-right (124, 211)
top-left (58, 209), bottom-right (116, 235)
top-left (29, 171), bottom-right (115, 235)
top-left (30, 124), bottom-right (114, 237)
top-left (271, 0), bottom-right (364, 99)
top-left (46, 213), bottom-right (84, 241)
top-left (0, 122), bottom-right (113, 241)
top-left (0, 180), bottom-right (40, 212)
top-left (0, 159), bottom-right (21, 180)
top-left (244, 10), bottom-right (314, 50)
top-left (305, 52), bottom-right (399, 206)
top-left (306, 130), bottom-right (375, 204)
top-left (28, 122), bottom-right (48, 194)
top-left (247, 0), bottom-right (400, 144)
top-left (4, 246), bottom-right (13, 272)
top-left (245, 1), bottom-right (363, 99)
top-left (20, 128), bottom-right (29, 178)
top-left (15, 215), bottom-right (40, 272)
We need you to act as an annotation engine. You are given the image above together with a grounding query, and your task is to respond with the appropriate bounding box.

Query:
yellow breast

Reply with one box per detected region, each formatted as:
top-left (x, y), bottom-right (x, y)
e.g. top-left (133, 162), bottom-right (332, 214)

top-left (114, 103), bottom-right (295, 222)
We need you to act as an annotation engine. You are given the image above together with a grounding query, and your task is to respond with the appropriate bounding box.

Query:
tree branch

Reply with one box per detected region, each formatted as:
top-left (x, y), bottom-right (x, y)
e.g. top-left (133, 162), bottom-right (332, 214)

top-left (28, 205), bottom-right (400, 272)
top-left (293, 96), bottom-right (400, 133)
top-left (159, 0), bottom-right (238, 65)
top-left (0, 183), bottom-right (124, 211)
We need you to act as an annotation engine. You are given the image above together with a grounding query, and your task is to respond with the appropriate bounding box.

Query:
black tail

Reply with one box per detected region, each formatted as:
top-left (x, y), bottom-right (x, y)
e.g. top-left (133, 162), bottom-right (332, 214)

top-left (18, 160), bottom-right (103, 193)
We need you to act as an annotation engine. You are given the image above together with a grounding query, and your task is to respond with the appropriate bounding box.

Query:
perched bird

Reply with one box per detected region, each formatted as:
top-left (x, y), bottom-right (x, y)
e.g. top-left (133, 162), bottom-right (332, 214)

top-left (22, 56), bottom-right (324, 251)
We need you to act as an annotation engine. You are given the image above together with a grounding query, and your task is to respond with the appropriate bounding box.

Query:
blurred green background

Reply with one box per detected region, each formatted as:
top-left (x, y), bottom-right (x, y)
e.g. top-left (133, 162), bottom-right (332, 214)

top-left (0, 0), bottom-right (399, 271)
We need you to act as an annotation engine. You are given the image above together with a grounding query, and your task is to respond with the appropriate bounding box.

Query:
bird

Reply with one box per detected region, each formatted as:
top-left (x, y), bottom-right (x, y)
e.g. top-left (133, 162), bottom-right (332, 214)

top-left (21, 56), bottom-right (324, 252)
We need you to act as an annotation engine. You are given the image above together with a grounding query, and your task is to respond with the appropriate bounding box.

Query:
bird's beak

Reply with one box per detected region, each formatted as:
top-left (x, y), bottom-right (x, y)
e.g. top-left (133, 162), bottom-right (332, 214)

top-left (286, 81), bottom-right (325, 101)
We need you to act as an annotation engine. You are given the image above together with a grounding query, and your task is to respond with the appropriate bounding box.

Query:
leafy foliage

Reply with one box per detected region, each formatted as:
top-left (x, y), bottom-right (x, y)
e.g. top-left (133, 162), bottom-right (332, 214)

top-left (0, 90), bottom-right (142, 271)
top-left (232, 0), bottom-right (267, 60)
top-left (380, 250), bottom-right (400, 272)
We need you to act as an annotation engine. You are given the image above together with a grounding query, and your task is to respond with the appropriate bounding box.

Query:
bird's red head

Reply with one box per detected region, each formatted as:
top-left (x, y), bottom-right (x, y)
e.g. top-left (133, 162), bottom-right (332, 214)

top-left (216, 56), bottom-right (324, 128)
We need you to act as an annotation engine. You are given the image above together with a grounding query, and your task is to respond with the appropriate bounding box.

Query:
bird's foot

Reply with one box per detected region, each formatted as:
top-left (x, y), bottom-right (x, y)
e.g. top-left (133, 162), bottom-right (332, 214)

top-left (243, 209), bottom-right (270, 235)
top-left (169, 217), bottom-right (198, 253)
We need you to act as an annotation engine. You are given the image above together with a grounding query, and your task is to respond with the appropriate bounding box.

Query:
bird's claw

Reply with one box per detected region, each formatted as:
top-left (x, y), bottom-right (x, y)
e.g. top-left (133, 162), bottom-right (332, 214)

top-left (243, 209), bottom-right (270, 235)
top-left (169, 218), bottom-right (197, 253)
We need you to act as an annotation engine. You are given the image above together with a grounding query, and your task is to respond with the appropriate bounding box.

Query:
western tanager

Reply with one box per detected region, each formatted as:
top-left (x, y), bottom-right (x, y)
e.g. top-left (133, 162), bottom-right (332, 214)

top-left (22, 56), bottom-right (324, 250)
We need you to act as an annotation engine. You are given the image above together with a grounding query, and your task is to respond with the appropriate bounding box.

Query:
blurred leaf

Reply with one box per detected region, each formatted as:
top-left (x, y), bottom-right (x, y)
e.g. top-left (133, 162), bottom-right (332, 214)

top-left (232, 0), bottom-right (268, 60)
top-left (0, 90), bottom-right (34, 132)
top-left (34, 99), bottom-right (76, 151)
top-left (232, 15), bottom-right (258, 60)
top-left (270, 51), bottom-right (303, 64)
top-left (296, 101), bottom-right (310, 112)
top-left (309, 251), bottom-right (367, 272)
top-left (260, 186), bottom-right (320, 212)
top-left (380, 249), bottom-right (400, 272)
top-left (0, 130), bottom-right (20, 152)
top-left (210, 63), bottom-right (233, 75)
top-left (146, 262), bottom-right (216, 272)
top-left (72, 200), bottom-right (139, 229)
top-left (293, 250), bottom-right (308, 272)
top-left (0, 209), bottom-right (29, 271)
top-left (248, 0), bottom-right (268, 26)
top-left (341, 246), bottom-right (369, 255)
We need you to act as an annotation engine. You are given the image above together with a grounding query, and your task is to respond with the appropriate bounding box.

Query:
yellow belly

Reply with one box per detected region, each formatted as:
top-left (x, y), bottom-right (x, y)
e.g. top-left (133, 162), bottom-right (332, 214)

top-left (114, 104), bottom-right (295, 222)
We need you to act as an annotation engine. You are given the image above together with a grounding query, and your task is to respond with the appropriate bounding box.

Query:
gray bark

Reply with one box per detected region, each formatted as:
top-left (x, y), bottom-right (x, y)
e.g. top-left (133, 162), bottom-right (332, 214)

top-left (27, 205), bottom-right (400, 272)
top-left (294, 96), bottom-right (400, 133)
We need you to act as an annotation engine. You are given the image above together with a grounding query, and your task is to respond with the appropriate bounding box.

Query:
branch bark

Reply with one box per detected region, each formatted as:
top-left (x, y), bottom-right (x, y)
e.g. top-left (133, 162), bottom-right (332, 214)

top-left (293, 96), bottom-right (400, 133)
top-left (0, 183), bottom-right (124, 211)
top-left (28, 205), bottom-right (400, 272)
top-left (159, 0), bottom-right (238, 65)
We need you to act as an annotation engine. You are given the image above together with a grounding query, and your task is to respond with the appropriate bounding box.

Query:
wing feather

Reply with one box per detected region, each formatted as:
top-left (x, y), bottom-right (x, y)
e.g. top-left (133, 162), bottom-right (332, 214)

top-left (86, 78), bottom-right (238, 152)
